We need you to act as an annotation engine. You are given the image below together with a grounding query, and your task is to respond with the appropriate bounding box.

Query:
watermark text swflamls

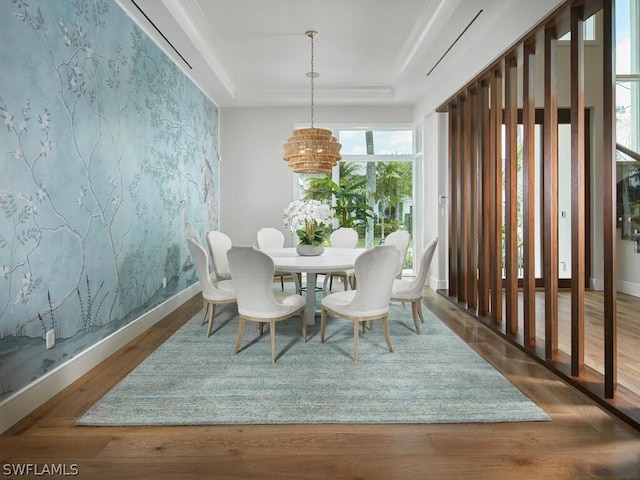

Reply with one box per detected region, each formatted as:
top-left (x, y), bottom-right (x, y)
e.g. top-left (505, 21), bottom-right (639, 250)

top-left (3, 464), bottom-right (79, 476)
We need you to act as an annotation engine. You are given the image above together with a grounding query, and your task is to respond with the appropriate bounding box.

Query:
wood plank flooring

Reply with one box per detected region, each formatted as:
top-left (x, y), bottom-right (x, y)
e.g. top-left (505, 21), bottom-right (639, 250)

top-left (2, 289), bottom-right (640, 479)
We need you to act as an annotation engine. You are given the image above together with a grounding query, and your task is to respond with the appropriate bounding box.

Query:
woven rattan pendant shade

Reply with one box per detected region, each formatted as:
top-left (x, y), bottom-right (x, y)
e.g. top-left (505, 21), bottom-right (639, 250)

top-left (283, 127), bottom-right (342, 174)
top-left (283, 31), bottom-right (341, 174)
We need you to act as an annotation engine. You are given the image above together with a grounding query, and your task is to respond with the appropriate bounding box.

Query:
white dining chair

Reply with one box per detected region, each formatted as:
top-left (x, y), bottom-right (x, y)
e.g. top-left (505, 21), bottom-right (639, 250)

top-left (187, 237), bottom-right (236, 337)
top-left (390, 237), bottom-right (438, 334)
top-left (256, 227), bottom-right (300, 292)
top-left (320, 245), bottom-right (399, 361)
top-left (227, 246), bottom-right (307, 363)
top-left (384, 230), bottom-right (411, 279)
top-left (206, 230), bottom-right (232, 281)
top-left (323, 227), bottom-right (359, 294)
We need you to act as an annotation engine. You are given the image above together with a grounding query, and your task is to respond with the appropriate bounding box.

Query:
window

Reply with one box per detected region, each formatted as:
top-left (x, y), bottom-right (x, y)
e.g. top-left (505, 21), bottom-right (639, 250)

top-left (616, 0), bottom-right (639, 154)
top-left (296, 125), bottom-right (417, 272)
top-left (558, 13), bottom-right (598, 42)
top-left (616, 0), bottom-right (640, 249)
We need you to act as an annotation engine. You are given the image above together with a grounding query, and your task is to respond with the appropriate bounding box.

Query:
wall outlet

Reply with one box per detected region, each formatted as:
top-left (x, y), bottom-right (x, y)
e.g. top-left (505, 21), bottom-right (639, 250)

top-left (46, 329), bottom-right (55, 349)
top-left (162, 277), bottom-right (167, 288)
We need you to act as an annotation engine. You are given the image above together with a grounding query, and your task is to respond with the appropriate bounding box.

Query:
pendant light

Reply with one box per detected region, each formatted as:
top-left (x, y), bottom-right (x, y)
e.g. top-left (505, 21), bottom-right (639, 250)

top-left (283, 31), bottom-right (341, 174)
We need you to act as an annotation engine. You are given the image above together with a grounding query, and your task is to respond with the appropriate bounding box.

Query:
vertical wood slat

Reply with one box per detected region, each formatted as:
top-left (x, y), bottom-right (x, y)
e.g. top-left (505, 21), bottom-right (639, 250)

top-left (448, 103), bottom-right (458, 298)
top-left (570, 5), bottom-right (586, 377)
top-left (602, 0), bottom-right (617, 398)
top-left (544, 26), bottom-right (559, 360)
top-left (522, 40), bottom-right (537, 348)
top-left (488, 78), bottom-right (497, 320)
top-left (466, 89), bottom-right (478, 311)
top-left (490, 67), bottom-right (503, 326)
top-left (477, 80), bottom-right (491, 316)
top-left (504, 55), bottom-right (519, 335)
top-left (458, 96), bottom-right (468, 304)
top-left (470, 86), bottom-right (479, 311)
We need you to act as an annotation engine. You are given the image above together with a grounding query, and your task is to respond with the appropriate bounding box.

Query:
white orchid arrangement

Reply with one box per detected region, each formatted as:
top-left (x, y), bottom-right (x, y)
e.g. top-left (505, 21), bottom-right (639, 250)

top-left (283, 199), bottom-right (334, 246)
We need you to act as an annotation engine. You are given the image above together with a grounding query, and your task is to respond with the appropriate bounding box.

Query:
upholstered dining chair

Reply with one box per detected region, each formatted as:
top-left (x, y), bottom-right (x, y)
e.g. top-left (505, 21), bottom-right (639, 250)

top-left (187, 237), bottom-right (236, 337)
top-left (384, 230), bottom-right (411, 279)
top-left (206, 230), bottom-right (232, 281)
top-left (227, 246), bottom-right (307, 363)
top-left (390, 237), bottom-right (438, 334)
top-left (320, 245), bottom-right (399, 361)
top-left (256, 227), bottom-right (300, 292)
top-left (323, 227), bottom-right (359, 294)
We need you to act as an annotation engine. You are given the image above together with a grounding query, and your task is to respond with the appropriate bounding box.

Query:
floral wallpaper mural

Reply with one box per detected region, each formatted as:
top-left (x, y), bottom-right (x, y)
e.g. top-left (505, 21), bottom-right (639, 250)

top-left (0, 0), bottom-right (219, 400)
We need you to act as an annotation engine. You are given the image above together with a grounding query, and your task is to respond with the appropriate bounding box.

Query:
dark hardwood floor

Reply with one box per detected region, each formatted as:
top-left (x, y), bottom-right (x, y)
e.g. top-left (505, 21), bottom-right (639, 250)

top-left (2, 288), bottom-right (640, 479)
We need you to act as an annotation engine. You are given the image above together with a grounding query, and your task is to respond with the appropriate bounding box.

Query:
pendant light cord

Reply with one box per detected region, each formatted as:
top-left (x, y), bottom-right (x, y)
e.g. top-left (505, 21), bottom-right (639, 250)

top-left (307, 31), bottom-right (317, 129)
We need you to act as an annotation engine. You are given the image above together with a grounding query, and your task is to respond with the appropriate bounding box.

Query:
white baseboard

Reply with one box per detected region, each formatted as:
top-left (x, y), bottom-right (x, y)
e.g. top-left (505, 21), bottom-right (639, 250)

top-left (617, 279), bottom-right (640, 298)
top-left (591, 277), bottom-right (640, 298)
top-left (0, 283), bottom-right (201, 434)
top-left (428, 275), bottom-right (447, 291)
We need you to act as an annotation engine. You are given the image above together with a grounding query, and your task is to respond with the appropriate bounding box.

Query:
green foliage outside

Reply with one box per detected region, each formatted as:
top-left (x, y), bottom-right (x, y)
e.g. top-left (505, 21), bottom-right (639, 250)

top-left (302, 160), bottom-right (414, 267)
top-left (303, 161), bottom-right (412, 233)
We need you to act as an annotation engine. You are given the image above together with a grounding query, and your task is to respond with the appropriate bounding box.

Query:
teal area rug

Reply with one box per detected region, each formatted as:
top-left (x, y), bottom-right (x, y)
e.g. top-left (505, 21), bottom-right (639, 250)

top-left (77, 300), bottom-right (549, 425)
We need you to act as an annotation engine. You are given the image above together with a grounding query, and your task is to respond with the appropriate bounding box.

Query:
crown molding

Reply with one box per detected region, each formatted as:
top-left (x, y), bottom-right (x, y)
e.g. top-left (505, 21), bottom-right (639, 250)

top-left (160, 0), bottom-right (239, 98)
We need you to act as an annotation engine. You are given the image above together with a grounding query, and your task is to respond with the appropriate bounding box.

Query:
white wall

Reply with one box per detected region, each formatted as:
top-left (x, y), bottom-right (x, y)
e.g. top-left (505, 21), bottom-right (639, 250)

top-left (418, 111), bottom-right (448, 290)
top-left (219, 105), bottom-right (414, 246)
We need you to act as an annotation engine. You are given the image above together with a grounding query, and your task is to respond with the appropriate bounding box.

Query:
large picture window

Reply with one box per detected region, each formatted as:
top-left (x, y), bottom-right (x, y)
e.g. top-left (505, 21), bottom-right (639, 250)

top-left (297, 125), bottom-right (417, 272)
top-left (616, 0), bottom-right (640, 250)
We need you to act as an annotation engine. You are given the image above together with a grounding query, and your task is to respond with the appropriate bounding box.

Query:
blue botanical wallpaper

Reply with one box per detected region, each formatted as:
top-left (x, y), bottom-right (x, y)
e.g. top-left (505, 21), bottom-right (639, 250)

top-left (0, 0), bottom-right (219, 400)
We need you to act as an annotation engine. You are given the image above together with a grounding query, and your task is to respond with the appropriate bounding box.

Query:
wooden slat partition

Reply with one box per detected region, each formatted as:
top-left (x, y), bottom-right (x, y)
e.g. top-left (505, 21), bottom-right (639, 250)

top-left (504, 55), bottom-right (519, 335)
top-left (522, 40), bottom-right (537, 348)
top-left (570, 4), bottom-right (586, 376)
top-left (602, 0), bottom-right (617, 398)
top-left (543, 25), bottom-right (559, 360)
top-left (440, 0), bottom-right (633, 429)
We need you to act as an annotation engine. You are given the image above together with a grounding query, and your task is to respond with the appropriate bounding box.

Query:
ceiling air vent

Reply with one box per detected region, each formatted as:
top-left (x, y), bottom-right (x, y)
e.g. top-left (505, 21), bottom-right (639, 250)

top-left (427, 9), bottom-right (483, 77)
top-left (130, 0), bottom-right (193, 70)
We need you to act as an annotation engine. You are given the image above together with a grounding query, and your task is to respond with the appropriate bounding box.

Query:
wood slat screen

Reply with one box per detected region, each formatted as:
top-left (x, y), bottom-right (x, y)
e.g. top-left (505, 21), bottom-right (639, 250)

top-left (438, 0), bottom-right (630, 422)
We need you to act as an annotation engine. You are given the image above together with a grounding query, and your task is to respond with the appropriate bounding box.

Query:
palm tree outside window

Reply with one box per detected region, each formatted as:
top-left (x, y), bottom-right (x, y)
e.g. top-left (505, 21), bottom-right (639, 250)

top-left (297, 127), bottom-right (416, 271)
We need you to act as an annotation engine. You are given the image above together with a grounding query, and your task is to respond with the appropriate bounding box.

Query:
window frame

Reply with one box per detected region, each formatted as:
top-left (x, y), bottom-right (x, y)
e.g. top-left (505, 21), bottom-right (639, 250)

top-left (290, 122), bottom-right (421, 275)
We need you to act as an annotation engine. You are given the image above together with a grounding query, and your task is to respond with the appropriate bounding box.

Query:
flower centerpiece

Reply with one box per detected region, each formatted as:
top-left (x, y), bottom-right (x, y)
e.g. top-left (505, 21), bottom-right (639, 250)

top-left (283, 199), bottom-right (334, 256)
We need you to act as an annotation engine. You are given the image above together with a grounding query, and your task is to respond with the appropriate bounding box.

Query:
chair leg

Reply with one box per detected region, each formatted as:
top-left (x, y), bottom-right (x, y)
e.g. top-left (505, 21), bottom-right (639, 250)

top-left (234, 317), bottom-right (246, 354)
top-left (411, 301), bottom-right (421, 334)
top-left (353, 321), bottom-right (359, 361)
top-left (206, 302), bottom-right (217, 337)
top-left (320, 308), bottom-right (327, 342)
top-left (201, 299), bottom-right (208, 325)
top-left (301, 309), bottom-right (307, 342)
top-left (280, 275), bottom-right (285, 291)
top-left (322, 274), bottom-right (330, 296)
top-left (382, 315), bottom-right (394, 353)
top-left (362, 320), bottom-right (373, 334)
top-left (417, 299), bottom-right (425, 323)
top-left (269, 320), bottom-right (276, 363)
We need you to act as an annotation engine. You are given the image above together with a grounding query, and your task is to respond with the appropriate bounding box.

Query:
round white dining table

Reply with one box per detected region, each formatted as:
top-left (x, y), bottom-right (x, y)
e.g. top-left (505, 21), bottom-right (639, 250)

top-left (264, 247), bottom-right (365, 324)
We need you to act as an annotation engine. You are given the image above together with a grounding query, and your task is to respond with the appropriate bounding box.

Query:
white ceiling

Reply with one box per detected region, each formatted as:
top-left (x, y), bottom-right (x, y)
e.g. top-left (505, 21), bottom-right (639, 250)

top-left (116, 0), bottom-right (565, 108)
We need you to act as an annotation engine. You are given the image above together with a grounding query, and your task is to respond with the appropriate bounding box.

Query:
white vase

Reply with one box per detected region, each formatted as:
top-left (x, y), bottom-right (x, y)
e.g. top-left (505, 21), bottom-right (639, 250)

top-left (296, 244), bottom-right (325, 256)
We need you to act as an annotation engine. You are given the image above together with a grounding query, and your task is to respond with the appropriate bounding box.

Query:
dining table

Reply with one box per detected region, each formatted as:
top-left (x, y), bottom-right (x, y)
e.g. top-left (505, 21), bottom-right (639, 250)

top-left (264, 247), bottom-right (365, 324)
